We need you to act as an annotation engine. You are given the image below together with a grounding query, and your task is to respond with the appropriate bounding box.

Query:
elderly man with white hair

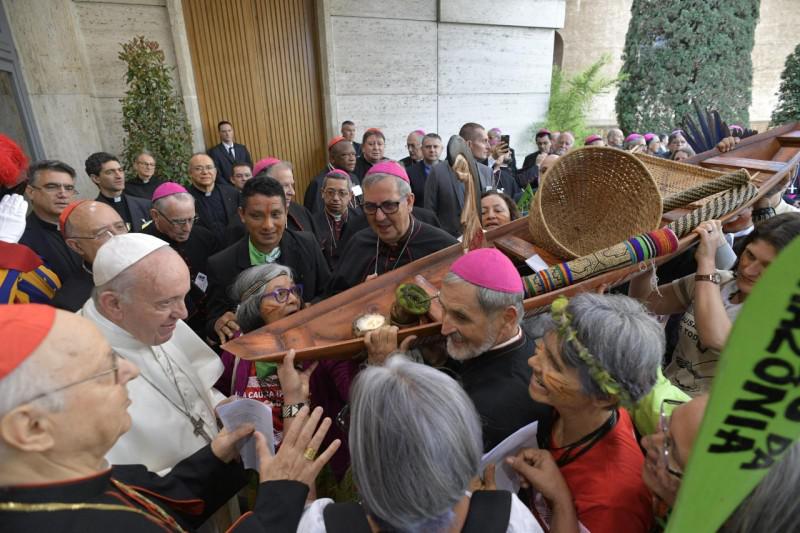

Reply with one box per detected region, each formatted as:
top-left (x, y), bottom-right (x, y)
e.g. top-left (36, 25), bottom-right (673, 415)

top-left (79, 233), bottom-right (224, 473)
top-left (0, 304), bottom-right (340, 531)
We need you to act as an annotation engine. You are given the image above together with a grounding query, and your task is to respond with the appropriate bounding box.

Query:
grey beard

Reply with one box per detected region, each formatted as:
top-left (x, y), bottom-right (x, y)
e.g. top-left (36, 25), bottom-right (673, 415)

top-left (446, 330), bottom-right (498, 361)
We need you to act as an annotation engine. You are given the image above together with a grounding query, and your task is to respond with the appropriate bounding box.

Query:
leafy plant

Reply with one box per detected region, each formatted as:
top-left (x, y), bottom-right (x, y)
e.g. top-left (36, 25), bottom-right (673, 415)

top-left (770, 42), bottom-right (800, 127)
top-left (538, 55), bottom-right (623, 146)
top-left (119, 36), bottom-right (192, 185)
top-left (616, 0), bottom-right (760, 133)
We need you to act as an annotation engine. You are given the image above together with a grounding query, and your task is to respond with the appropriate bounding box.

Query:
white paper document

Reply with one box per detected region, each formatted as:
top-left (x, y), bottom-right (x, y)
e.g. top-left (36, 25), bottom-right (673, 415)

top-left (216, 398), bottom-right (274, 470)
top-left (480, 421), bottom-right (539, 493)
top-left (525, 254), bottom-right (549, 273)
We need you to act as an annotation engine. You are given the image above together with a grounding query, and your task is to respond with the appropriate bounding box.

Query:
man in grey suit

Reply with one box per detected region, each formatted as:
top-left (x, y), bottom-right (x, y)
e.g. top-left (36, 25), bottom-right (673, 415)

top-left (424, 123), bottom-right (496, 237)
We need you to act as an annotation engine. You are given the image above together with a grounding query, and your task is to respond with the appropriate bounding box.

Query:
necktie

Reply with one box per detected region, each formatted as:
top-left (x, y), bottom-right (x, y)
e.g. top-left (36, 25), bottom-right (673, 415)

top-left (228, 146), bottom-right (235, 159)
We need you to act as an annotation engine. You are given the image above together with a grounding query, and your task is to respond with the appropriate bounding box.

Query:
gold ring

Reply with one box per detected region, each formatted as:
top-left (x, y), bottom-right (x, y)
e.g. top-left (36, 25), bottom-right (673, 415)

top-left (303, 447), bottom-right (317, 461)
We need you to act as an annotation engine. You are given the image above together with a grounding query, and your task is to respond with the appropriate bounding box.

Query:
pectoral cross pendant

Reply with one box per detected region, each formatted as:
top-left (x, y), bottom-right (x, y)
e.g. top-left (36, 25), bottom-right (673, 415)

top-left (191, 416), bottom-right (212, 442)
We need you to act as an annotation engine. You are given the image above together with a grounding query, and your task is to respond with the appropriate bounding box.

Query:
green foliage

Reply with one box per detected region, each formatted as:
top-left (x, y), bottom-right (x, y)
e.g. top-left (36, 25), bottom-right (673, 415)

top-left (539, 55), bottom-right (622, 145)
top-left (616, 0), bottom-right (760, 134)
top-left (119, 36), bottom-right (193, 185)
top-left (770, 42), bottom-right (800, 127)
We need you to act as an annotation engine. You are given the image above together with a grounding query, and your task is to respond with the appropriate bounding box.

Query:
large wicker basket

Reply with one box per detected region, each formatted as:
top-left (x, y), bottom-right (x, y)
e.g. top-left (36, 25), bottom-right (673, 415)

top-left (635, 152), bottom-right (726, 199)
top-left (528, 147), bottom-right (663, 260)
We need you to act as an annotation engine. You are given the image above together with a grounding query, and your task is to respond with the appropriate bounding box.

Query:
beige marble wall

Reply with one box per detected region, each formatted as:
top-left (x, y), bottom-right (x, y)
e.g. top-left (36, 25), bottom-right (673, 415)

top-left (3, 0), bottom-right (200, 197)
top-left (325, 0), bottom-right (565, 161)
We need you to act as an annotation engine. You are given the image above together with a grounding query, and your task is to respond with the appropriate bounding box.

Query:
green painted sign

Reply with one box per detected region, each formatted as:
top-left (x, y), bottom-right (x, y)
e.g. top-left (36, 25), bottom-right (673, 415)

top-left (666, 237), bottom-right (800, 532)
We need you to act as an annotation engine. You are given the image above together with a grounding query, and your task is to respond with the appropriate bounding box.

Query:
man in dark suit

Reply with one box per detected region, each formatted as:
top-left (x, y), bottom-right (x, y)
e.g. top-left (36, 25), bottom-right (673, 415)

top-left (407, 133), bottom-right (443, 207)
top-left (85, 152), bottom-right (151, 233)
top-left (207, 120), bottom-right (253, 185)
top-left (341, 120), bottom-right (361, 157)
top-left (424, 123), bottom-right (492, 237)
top-left (205, 176), bottom-right (330, 345)
top-left (19, 160), bottom-right (83, 283)
top-left (124, 151), bottom-right (164, 200)
top-left (186, 153), bottom-right (241, 247)
top-left (398, 130), bottom-right (424, 168)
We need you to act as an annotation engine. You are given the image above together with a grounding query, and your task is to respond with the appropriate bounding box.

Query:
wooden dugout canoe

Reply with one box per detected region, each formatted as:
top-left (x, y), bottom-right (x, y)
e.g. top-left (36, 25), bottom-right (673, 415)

top-left (223, 122), bottom-right (800, 363)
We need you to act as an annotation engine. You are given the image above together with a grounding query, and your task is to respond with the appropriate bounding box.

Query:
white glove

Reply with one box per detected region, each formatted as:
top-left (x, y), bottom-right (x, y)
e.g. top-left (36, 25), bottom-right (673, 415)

top-left (0, 194), bottom-right (28, 243)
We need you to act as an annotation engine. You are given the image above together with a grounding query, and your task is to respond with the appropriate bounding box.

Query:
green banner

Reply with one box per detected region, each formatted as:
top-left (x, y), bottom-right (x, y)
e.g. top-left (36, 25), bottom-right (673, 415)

top-left (666, 237), bottom-right (800, 532)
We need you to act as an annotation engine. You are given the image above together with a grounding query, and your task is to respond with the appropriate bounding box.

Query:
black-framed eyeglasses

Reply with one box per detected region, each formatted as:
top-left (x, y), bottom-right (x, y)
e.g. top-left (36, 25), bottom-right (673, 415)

top-left (260, 284), bottom-right (303, 304)
top-left (363, 198), bottom-right (405, 215)
top-left (21, 351), bottom-right (120, 406)
top-left (660, 398), bottom-right (686, 478)
top-left (29, 183), bottom-right (78, 194)
top-left (68, 221), bottom-right (129, 241)
top-left (156, 210), bottom-right (199, 227)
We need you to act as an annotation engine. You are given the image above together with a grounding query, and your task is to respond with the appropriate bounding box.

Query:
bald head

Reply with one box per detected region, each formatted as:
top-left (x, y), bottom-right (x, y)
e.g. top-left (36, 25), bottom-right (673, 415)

top-left (406, 131), bottom-right (424, 161)
top-left (64, 201), bottom-right (127, 264)
top-left (188, 153), bottom-right (217, 192)
top-left (0, 309), bottom-right (138, 479)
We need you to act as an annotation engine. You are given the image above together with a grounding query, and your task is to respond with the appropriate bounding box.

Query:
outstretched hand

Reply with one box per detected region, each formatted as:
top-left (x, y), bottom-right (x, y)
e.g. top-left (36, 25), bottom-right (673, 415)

top-left (255, 405), bottom-right (341, 488)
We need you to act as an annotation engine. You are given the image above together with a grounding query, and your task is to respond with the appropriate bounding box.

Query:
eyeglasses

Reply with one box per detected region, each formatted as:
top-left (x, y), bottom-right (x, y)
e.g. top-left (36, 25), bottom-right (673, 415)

top-left (156, 210), bottom-right (199, 227)
top-left (29, 183), bottom-right (78, 194)
top-left (69, 221), bottom-right (129, 241)
top-left (363, 198), bottom-right (405, 215)
top-left (21, 351), bottom-right (120, 406)
top-left (260, 284), bottom-right (303, 304)
top-left (136, 161), bottom-right (156, 167)
top-left (659, 398), bottom-right (686, 478)
top-left (323, 189), bottom-right (350, 199)
top-left (191, 165), bottom-right (216, 172)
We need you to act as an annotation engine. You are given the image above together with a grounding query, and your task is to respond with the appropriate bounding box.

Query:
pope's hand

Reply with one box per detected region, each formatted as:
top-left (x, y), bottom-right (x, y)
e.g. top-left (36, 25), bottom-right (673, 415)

top-left (255, 406), bottom-right (341, 488)
top-left (211, 423), bottom-right (255, 463)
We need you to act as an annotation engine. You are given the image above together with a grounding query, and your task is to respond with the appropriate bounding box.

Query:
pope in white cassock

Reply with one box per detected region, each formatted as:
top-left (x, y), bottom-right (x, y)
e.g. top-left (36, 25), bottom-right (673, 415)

top-left (79, 233), bottom-right (225, 473)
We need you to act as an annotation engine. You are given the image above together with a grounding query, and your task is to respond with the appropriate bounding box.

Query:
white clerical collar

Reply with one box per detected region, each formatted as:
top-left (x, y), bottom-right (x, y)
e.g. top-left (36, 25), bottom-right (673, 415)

top-left (490, 326), bottom-right (523, 351)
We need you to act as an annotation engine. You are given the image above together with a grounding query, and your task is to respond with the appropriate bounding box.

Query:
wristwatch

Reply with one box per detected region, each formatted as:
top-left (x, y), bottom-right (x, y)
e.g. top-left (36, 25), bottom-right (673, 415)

top-left (282, 402), bottom-right (306, 418)
top-left (695, 273), bottom-right (722, 284)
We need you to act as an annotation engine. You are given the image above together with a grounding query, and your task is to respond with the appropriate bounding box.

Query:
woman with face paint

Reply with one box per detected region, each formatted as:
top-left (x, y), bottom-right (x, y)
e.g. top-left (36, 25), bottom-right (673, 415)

top-left (508, 293), bottom-right (664, 533)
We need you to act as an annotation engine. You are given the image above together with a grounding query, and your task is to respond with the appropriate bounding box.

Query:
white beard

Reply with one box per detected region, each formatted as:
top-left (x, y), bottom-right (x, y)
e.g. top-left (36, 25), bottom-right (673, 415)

top-left (447, 328), bottom-right (498, 361)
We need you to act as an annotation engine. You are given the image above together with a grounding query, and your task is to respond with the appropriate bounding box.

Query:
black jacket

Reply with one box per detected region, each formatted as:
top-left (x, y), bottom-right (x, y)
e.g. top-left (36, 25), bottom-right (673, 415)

top-left (205, 230), bottom-right (331, 339)
top-left (19, 213), bottom-right (83, 283)
top-left (188, 183), bottom-right (241, 246)
top-left (125, 176), bottom-right (165, 200)
top-left (94, 193), bottom-right (151, 233)
top-left (207, 142), bottom-right (253, 184)
top-left (407, 160), bottom-right (438, 207)
top-left (0, 444), bottom-right (309, 532)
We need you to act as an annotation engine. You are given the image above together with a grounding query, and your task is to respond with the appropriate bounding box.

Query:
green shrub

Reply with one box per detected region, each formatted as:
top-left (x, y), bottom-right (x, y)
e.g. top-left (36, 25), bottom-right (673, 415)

top-left (119, 36), bottom-right (193, 185)
top-left (770, 42), bottom-right (800, 127)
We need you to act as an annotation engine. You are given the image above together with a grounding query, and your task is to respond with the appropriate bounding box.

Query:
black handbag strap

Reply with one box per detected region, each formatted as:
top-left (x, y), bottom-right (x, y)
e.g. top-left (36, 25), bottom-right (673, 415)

top-left (462, 490), bottom-right (512, 533)
top-left (322, 491), bottom-right (512, 533)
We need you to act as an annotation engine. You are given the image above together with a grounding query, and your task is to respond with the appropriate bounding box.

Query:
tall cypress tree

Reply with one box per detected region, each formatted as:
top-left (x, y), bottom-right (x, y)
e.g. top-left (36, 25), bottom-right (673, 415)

top-left (770, 43), bottom-right (800, 127)
top-left (616, 1), bottom-right (760, 133)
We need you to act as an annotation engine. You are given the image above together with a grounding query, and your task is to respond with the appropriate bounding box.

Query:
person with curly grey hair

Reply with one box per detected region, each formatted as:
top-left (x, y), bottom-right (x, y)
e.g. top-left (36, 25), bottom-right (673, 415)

top-left (509, 292), bottom-right (662, 533)
top-left (287, 354), bottom-right (542, 532)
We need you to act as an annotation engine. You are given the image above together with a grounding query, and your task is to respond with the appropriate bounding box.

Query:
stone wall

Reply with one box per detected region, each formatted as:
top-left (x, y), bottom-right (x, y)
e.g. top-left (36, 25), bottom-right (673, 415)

top-left (3, 0), bottom-right (201, 196)
top-left (559, 0), bottom-right (800, 132)
top-left (318, 0), bottom-right (566, 160)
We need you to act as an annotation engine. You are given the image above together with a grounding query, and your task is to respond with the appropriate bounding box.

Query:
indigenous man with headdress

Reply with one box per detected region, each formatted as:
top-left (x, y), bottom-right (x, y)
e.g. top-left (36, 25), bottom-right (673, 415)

top-left (325, 161), bottom-right (456, 295)
top-left (0, 304), bottom-right (339, 532)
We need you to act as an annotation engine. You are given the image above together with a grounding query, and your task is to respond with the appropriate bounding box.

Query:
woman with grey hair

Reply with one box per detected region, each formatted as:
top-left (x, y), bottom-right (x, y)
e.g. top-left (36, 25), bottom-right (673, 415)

top-left (287, 354), bottom-right (542, 532)
top-left (509, 292), bottom-right (661, 533)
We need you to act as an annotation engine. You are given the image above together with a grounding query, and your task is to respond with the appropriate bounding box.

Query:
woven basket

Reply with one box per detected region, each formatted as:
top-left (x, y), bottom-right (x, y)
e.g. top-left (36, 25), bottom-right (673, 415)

top-left (528, 147), bottom-right (663, 259)
top-left (635, 152), bottom-right (725, 198)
